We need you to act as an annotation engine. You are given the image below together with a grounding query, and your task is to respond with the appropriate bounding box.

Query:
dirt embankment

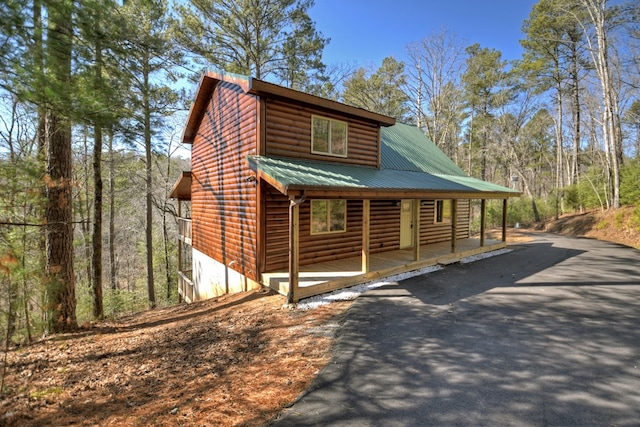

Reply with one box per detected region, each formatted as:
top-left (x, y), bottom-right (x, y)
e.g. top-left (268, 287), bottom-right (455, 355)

top-left (1, 290), bottom-right (351, 427)
top-left (530, 205), bottom-right (640, 250)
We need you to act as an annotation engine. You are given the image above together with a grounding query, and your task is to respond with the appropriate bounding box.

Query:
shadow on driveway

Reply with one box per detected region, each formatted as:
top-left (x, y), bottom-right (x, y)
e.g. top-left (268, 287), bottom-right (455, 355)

top-left (271, 233), bottom-right (640, 427)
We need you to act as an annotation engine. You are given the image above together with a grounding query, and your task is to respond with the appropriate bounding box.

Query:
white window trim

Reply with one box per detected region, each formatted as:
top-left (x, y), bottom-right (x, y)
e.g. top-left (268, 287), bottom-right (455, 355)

top-left (310, 199), bottom-right (347, 235)
top-left (311, 115), bottom-right (348, 158)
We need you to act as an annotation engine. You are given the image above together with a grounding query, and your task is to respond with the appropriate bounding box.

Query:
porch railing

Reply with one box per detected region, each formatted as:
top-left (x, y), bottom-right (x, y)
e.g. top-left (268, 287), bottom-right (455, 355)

top-left (178, 270), bottom-right (194, 303)
top-left (178, 218), bottom-right (192, 244)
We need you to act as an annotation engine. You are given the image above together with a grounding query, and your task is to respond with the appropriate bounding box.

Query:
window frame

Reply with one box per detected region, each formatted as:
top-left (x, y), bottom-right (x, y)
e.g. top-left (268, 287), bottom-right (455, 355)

top-left (311, 115), bottom-right (348, 158)
top-left (310, 199), bottom-right (347, 235)
top-left (435, 199), bottom-right (452, 224)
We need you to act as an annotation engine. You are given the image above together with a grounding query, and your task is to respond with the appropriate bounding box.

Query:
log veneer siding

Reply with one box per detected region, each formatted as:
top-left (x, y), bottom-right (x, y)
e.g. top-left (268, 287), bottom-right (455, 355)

top-left (263, 186), bottom-right (473, 272)
top-left (191, 81), bottom-right (259, 281)
top-left (264, 99), bottom-right (380, 167)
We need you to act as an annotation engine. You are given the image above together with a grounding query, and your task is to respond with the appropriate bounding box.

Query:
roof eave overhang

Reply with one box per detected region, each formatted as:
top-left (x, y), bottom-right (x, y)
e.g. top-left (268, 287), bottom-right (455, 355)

top-left (169, 171), bottom-right (192, 200)
top-left (247, 79), bottom-right (396, 126)
top-left (181, 74), bottom-right (219, 144)
top-left (283, 185), bottom-right (520, 200)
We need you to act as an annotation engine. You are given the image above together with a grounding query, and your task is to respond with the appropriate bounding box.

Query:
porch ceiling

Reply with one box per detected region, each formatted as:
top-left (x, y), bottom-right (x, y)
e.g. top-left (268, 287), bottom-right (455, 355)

top-left (246, 155), bottom-right (520, 200)
top-left (169, 171), bottom-right (192, 200)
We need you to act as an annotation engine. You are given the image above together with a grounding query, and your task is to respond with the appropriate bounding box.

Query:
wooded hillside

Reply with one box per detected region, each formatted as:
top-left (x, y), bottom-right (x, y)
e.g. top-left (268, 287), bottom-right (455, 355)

top-left (1, 0), bottom-right (639, 348)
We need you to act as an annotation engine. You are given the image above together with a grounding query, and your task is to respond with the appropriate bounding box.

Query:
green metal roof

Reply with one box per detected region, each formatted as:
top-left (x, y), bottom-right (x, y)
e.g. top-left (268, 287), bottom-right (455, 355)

top-left (248, 154), bottom-right (517, 198)
top-left (247, 122), bottom-right (518, 198)
top-left (380, 123), bottom-right (467, 176)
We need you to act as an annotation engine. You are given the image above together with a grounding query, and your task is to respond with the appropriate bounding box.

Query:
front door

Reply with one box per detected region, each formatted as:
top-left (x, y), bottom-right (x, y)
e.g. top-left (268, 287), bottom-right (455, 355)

top-left (400, 199), bottom-right (413, 249)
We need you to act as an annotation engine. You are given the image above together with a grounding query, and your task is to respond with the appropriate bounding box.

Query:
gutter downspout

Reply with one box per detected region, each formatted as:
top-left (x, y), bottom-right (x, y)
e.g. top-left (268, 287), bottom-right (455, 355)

top-left (287, 191), bottom-right (306, 304)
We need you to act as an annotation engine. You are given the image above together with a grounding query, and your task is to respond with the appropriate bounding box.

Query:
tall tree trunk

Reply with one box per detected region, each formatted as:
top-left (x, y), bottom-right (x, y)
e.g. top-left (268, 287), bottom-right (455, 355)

top-left (636, 124), bottom-right (640, 159)
top-left (44, 0), bottom-right (76, 332)
top-left (79, 129), bottom-right (92, 292)
top-left (44, 111), bottom-right (76, 332)
top-left (91, 8), bottom-right (104, 319)
top-left (481, 115), bottom-right (488, 181)
top-left (581, 0), bottom-right (621, 208)
top-left (163, 154), bottom-right (172, 300)
top-left (108, 129), bottom-right (117, 291)
top-left (468, 110), bottom-right (474, 176)
top-left (21, 229), bottom-right (32, 344)
top-left (163, 206), bottom-right (171, 300)
top-left (570, 40), bottom-right (581, 186)
top-left (92, 123), bottom-right (103, 318)
top-left (555, 84), bottom-right (564, 219)
top-left (33, 0), bottom-right (48, 328)
top-left (143, 51), bottom-right (156, 309)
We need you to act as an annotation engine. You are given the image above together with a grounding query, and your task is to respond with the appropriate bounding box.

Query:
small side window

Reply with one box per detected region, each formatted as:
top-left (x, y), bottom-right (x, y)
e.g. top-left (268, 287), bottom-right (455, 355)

top-left (435, 200), bottom-right (451, 223)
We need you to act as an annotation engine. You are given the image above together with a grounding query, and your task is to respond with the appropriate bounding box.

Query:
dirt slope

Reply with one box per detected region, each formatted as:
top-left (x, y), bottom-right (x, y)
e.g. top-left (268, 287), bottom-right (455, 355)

top-left (532, 206), bottom-right (640, 249)
top-left (1, 290), bottom-right (350, 427)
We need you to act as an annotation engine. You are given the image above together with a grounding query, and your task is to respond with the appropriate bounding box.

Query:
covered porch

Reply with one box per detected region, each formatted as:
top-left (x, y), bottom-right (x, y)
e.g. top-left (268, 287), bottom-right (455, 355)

top-left (264, 235), bottom-right (507, 302)
top-left (248, 155), bottom-right (518, 303)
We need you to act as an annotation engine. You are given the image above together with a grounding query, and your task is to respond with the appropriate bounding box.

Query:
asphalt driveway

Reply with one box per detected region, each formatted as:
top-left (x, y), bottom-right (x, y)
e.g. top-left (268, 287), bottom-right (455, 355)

top-left (271, 233), bottom-right (640, 426)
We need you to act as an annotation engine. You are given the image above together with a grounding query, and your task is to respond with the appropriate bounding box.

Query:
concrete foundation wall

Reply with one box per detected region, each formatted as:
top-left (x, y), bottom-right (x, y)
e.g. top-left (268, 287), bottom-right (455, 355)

top-left (191, 248), bottom-right (261, 301)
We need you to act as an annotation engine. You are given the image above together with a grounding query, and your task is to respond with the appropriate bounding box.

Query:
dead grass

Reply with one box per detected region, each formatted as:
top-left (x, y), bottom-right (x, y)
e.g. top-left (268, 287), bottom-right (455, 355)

top-left (0, 289), bottom-right (350, 427)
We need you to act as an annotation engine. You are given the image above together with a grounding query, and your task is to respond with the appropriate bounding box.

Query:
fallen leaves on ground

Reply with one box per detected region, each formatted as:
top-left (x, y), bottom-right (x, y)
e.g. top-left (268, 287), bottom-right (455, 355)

top-left (1, 289), bottom-right (351, 427)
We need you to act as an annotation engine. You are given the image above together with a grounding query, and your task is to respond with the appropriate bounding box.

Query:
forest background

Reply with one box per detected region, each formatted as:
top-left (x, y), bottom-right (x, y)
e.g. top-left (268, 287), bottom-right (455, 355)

top-left (0, 0), bottom-right (639, 345)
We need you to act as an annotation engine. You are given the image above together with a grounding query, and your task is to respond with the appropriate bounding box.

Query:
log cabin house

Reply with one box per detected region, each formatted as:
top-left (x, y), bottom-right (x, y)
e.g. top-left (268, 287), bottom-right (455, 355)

top-left (170, 71), bottom-right (519, 304)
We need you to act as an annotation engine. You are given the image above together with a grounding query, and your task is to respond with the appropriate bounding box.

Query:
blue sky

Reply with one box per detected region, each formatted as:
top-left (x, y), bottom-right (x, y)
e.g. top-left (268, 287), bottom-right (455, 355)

top-left (309, 0), bottom-right (539, 68)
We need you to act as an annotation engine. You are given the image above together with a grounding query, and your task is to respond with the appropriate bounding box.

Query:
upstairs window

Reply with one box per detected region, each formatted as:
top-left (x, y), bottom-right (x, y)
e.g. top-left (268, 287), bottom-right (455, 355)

top-left (311, 200), bottom-right (346, 234)
top-left (312, 115), bottom-right (347, 157)
top-left (435, 200), bottom-right (451, 223)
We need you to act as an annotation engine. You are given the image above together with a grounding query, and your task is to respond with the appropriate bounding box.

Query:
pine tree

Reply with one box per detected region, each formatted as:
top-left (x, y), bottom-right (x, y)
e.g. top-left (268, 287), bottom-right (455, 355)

top-left (122, 0), bottom-right (183, 309)
top-left (174, 0), bottom-right (328, 86)
top-left (462, 44), bottom-right (510, 181)
top-left (43, 0), bottom-right (77, 332)
top-left (342, 57), bottom-right (411, 121)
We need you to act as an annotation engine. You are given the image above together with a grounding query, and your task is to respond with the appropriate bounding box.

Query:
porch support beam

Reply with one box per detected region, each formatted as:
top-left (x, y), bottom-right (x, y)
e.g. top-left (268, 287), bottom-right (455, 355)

top-left (362, 199), bottom-right (370, 273)
top-left (177, 201), bottom-right (182, 303)
top-left (413, 199), bottom-right (421, 261)
top-left (480, 199), bottom-right (486, 247)
top-left (451, 199), bottom-right (458, 253)
top-left (287, 197), bottom-right (303, 304)
top-left (502, 198), bottom-right (508, 242)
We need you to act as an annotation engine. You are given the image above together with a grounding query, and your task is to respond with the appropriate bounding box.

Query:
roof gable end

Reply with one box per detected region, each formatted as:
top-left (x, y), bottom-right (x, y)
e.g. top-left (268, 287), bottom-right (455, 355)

top-left (181, 71), bottom-right (396, 144)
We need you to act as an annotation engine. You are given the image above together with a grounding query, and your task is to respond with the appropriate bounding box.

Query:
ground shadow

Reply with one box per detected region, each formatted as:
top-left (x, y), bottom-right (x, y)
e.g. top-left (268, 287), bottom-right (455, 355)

top-left (271, 234), bottom-right (640, 426)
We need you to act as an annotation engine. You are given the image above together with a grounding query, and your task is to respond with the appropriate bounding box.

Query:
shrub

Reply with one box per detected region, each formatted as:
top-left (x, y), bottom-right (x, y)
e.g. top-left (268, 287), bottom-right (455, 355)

top-left (632, 205), bottom-right (640, 232)
top-left (469, 196), bottom-right (556, 232)
top-left (621, 159), bottom-right (640, 205)
top-left (564, 185), bottom-right (581, 211)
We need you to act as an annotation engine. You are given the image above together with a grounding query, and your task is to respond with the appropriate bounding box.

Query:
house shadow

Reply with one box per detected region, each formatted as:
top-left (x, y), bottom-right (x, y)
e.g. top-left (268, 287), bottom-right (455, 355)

top-left (361, 241), bottom-right (584, 307)
top-left (365, 236), bottom-right (640, 308)
top-left (271, 238), bottom-right (640, 427)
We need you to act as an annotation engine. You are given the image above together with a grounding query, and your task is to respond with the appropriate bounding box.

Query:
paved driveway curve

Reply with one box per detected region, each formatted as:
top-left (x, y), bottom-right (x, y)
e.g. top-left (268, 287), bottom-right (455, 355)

top-left (271, 233), bottom-right (640, 426)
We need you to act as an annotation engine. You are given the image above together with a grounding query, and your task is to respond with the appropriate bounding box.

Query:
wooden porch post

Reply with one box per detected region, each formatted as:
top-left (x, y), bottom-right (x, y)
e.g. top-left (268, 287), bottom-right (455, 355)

top-left (502, 198), bottom-right (508, 242)
top-left (177, 200), bottom-right (182, 303)
top-left (177, 201), bottom-right (182, 270)
top-left (362, 199), bottom-right (370, 273)
top-left (287, 201), bottom-right (300, 304)
top-left (451, 199), bottom-right (458, 253)
top-left (480, 199), bottom-right (486, 247)
top-left (413, 199), bottom-right (421, 261)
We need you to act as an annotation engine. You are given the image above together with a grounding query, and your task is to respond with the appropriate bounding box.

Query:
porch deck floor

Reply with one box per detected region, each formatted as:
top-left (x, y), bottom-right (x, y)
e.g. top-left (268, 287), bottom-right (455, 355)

top-left (263, 238), bottom-right (506, 301)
